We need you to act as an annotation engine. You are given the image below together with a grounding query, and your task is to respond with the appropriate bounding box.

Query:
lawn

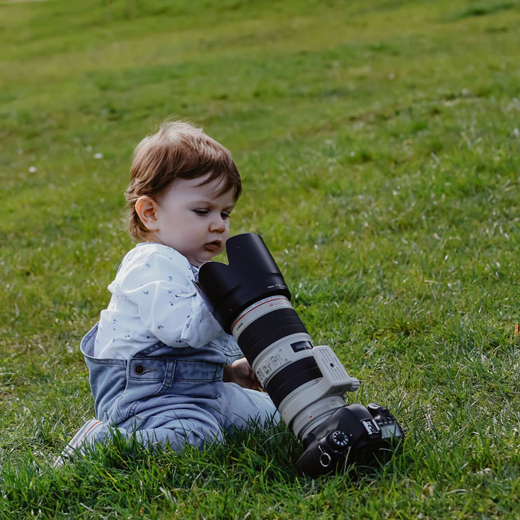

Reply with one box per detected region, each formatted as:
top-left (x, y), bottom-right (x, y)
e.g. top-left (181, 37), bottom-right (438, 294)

top-left (0, 0), bottom-right (519, 517)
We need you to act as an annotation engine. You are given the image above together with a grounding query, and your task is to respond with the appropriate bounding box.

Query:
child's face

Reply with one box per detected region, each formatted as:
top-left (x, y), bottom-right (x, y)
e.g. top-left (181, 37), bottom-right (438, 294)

top-left (151, 173), bottom-right (235, 266)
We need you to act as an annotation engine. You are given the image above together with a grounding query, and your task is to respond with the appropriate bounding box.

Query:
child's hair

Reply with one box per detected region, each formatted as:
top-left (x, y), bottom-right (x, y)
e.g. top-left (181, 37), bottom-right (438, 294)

top-left (125, 120), bottom-right (242, 241)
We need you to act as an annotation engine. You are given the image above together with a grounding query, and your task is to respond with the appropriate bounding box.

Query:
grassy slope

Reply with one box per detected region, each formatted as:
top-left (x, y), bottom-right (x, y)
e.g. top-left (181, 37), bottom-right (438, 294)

top-left (0, 0), bottom-right (519, 517)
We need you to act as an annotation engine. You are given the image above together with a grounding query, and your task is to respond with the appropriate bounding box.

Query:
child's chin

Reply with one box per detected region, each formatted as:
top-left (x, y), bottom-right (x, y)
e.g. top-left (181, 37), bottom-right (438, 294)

top-left (192, 252), bottom-right (217, 266)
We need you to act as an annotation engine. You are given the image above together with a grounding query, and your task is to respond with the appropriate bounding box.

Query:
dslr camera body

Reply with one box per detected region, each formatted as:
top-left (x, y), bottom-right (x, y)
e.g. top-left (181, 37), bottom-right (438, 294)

top-left (198, 233), bottom-right (403, 478)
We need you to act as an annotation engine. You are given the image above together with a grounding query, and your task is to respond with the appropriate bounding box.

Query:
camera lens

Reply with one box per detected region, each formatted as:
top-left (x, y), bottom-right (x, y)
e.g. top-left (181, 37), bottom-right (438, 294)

top-left (199, 234), bottom-right (358, 440)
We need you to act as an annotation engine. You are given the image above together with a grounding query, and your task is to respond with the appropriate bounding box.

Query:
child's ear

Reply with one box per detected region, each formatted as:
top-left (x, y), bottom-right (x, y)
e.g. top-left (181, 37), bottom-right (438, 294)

top-left (135, 196), bottom-right (160, 232)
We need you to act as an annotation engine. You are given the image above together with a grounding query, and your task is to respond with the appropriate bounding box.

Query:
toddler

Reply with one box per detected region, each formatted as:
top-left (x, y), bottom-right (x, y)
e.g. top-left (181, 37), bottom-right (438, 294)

top-left (55, 121), bottom-right (278, 466)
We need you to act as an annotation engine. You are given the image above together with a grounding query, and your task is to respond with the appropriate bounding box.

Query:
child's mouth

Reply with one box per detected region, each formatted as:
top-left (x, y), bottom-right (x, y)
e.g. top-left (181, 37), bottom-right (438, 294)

top-left (204, 241), bottom-right (222, 252)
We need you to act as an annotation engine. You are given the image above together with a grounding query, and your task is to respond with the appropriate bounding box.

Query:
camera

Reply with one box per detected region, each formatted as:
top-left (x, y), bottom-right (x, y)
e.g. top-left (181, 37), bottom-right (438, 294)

top-left (198, 233), bottom-right (404, 477)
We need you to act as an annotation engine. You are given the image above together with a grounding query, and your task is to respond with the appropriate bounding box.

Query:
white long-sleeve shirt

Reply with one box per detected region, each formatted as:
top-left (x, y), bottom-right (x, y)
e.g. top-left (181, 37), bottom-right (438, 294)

top-left (94, 243), bottom-right (234, 360)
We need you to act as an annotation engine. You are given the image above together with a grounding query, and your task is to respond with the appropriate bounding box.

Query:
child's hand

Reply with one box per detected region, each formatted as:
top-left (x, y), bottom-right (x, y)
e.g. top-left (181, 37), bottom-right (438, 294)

top-left (223, 358), bottom-right (261, 391)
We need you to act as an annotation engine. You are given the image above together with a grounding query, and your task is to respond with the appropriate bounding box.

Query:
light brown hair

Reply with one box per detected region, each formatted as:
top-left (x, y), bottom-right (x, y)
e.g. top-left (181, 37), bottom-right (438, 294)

top-left (125, 120), bottom-right (242, 240)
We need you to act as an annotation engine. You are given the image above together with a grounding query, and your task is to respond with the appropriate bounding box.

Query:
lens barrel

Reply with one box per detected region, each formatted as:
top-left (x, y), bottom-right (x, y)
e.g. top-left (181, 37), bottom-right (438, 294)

top-left (231, 296), bottom-right (321, 409)
top-left (199, 234), bottom-right (359, 437)
top-left (233, 299), bottom-right (310, 366)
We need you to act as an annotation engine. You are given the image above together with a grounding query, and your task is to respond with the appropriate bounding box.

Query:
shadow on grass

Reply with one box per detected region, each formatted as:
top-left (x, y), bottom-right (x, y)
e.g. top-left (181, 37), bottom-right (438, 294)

top-left (442, 1), bottom-right (517, 21)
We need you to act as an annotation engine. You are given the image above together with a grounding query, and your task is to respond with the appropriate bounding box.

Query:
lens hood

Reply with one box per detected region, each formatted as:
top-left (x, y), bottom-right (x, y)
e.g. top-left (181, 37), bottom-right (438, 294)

top-left (198, 233), bottom-right (291, 333)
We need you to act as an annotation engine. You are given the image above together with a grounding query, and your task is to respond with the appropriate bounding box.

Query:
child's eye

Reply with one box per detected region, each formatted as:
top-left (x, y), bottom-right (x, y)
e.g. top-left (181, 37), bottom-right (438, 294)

top-left (221, 212), bottom-right (231, 220)
top-left (194, 209), bottom-right (209, 216)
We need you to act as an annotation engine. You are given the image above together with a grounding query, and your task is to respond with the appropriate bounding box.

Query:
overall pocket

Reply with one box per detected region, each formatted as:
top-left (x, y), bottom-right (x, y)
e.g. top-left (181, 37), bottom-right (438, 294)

top-left (168, 359), bottom-right (223, 400)
top-left (116, 357), bottom-right (174, 421)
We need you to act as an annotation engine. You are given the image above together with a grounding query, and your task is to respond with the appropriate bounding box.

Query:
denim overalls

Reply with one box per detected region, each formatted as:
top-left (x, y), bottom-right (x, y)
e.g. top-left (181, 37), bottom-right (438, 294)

top-left (81, 323), bottom-right (279, 450)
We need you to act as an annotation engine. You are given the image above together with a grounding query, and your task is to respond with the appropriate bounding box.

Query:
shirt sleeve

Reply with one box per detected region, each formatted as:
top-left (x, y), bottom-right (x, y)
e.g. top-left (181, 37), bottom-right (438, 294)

top-left (113, 249), bottom-right (225, 348)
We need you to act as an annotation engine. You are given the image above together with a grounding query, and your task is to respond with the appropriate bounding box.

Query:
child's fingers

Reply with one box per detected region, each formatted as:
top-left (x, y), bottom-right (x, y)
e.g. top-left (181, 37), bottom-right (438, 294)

top-left (249, 370), bottom-right (262, 390)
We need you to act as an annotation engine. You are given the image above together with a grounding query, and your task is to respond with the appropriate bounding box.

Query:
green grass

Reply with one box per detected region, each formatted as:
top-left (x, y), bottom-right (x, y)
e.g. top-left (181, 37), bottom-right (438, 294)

top-left (1, 0), bottom-right (519, 517)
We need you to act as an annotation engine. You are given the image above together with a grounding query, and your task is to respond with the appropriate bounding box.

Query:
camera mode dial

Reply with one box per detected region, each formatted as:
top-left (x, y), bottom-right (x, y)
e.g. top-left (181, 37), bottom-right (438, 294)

top-left (329, 430), bottom-right (349, 448)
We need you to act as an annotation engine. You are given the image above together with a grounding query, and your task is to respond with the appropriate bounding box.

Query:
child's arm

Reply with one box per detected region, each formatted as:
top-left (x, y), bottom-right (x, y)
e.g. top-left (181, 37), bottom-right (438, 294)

top-left (115, 249), bottom-right (225, 348)
top-left (223, 358), bottom-right (261, 390)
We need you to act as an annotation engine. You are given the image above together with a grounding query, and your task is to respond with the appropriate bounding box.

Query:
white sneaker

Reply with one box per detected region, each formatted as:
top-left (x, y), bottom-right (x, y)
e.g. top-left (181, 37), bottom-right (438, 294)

top-left (53, 418), bottom-right (104, 468)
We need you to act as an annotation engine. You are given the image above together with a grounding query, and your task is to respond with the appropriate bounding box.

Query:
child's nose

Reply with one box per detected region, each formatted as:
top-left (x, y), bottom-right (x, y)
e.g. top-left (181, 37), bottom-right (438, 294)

top-left (209, 214), bottom-right (226, 232)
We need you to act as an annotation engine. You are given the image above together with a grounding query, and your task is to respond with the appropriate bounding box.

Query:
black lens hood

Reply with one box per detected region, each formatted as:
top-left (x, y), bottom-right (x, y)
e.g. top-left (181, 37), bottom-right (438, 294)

top-left (198, 233), bottom-right (291, 333)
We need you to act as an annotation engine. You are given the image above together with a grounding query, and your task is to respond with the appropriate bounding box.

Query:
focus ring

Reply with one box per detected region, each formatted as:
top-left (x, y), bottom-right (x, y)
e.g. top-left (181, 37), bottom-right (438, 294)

top-left (265, 357), bottom-right (323, 409)
top-left (237, 308), bottom-right (309, 365)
